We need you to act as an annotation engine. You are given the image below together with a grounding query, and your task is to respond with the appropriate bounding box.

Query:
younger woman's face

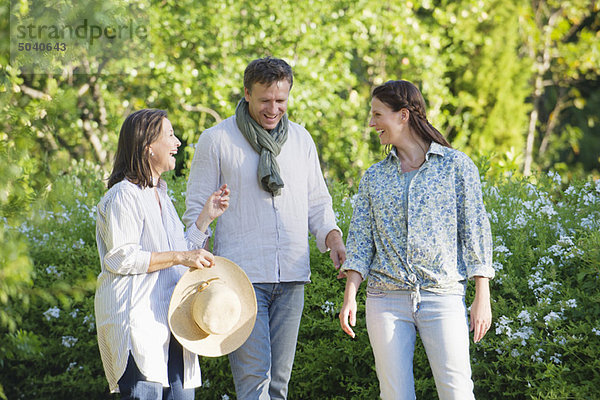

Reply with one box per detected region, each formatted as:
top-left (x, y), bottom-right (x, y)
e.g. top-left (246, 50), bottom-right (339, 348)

top-left (369, 97), bottom-right (405, 147)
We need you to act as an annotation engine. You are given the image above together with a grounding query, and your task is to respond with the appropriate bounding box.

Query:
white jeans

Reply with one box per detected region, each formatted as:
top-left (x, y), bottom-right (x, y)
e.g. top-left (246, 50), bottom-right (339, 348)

top-left (366, 289), bottom-right (475, 400)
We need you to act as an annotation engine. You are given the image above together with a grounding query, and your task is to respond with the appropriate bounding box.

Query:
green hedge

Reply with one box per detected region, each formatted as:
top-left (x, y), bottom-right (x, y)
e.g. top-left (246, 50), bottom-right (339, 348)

top-left (1, 162), bottom-right (599, 399)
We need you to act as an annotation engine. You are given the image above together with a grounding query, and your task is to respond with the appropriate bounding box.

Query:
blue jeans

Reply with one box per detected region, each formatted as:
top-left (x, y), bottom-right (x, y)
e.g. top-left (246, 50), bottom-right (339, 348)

top-left (117, 336), bottom-right (194, 400)
top-left (366, 290), bottom-right (475, 400)
top-left (228, 282), bottom-right (305, 400)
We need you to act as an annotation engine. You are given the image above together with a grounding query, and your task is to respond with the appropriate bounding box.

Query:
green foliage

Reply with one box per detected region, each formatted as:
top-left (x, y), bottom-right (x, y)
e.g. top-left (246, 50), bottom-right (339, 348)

top-left (0, 161), bottom-right (111, 400)
top-left (1, 1), bottom-right (600, 398)
top-left (3, 0), bottom-right (599, 182)
top-left (469, 168), bottom-right (600, 399)
top-left (1, 165), bottom-right (599, 399)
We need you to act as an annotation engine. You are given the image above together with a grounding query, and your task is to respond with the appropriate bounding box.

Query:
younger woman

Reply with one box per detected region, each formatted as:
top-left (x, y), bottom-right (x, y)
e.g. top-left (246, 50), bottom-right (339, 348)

top-left (339, 81), bottom-right (494, 400)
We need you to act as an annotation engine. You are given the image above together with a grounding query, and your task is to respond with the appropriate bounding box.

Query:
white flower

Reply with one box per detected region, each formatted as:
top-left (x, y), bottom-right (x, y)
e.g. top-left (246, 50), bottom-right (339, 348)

top-left (537, 256), bottom-right (554, 267)
top-left (522, 200), bottom-right (534, 212)
top-left (549, 353), bottom-right (562, 364)
top-left (495, 315), bottom-right (513, 337)
top-left (511, 349), bottom-right (521, 357)
top-left (487, 209), bottom-right (498, 224)
top-left (557, 236), bottom-right (575, 247)
top-left (543, 311), bottom-right (562, 324)
top-left (513, 326), bottom-right (534, 345)
top-left (564, 299), bottom-right (577, 308)
top-left (592, 328), bottom-right (600, 336)
top-left (321, 300), bottom-right (335, 315)
top-left (62, 336), bottom-right (78, 348)
top-left (43, 306), bottom-right (61, 321)
top-left (534, 282), bottom-right (560, 298)
top-left (83, 314), bottom-right (95, 330)
top-left (547, 244), bottom-right (564, 257)
top-left (492, 261), bottom-right (504, 272)
top-left (580, 214), bottom-right (599, 229)
top-left (548, 170), bottom-right (562, 185)
top-left (531, 348), bottom-right (545, 363)
top-left (553, 336), bottom-right (567, 346)
top-left (494, 245), bottom-right (512, 257)
top-left (537, 297), bottom-right (551, 306)
top-left (511, 212), bottom-right (528, 229)
top-left (46, 265), bottom-right (58, 274)
top-left (486, 186), bottom-right (500, 200)
top-left (582, 192), bottom-right (596, 206)
top-left (517, 310), bottom-right (532, 323)
top-left (538, 204), bottom-right (557, 218)
top-left (528, 271), bottom-right (544, 290)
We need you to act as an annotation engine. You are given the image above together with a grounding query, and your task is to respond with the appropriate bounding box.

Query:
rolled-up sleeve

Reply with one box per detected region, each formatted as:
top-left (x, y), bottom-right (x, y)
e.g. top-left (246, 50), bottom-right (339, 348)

top-left (455, 157), bottom-right (494, 279)
top-left (306, 138), bottom-right (340, 252)
top-left (183, 131), bottom-right (220, 231)
top-left (185, 223), bottom-right (210, 250)
top-left (342, 172), bottom-right (375, 279)
top-left (97, 189), bottom-right (151, 275)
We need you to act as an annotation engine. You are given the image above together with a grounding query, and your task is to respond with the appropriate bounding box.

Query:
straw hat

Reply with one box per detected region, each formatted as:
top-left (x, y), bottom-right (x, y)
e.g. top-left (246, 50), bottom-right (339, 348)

top-left (168, 256), bottom-right (257, 357)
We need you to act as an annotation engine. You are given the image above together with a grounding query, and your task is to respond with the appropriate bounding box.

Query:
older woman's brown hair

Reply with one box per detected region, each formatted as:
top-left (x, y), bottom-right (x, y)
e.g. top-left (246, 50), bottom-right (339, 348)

top-left (107, 109), bottom-right (167, 189)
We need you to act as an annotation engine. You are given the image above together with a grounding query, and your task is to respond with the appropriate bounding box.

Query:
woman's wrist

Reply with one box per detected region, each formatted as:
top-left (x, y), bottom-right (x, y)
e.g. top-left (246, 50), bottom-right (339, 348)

top-left (474, 276), bottom-right (490, 299)
top-left (195, 212), bottom-right (212, 233)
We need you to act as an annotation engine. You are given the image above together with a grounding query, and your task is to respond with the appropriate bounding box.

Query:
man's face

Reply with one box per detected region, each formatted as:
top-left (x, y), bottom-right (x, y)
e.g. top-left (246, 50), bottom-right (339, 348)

top-left (244, 80), bottom-right (291, 130)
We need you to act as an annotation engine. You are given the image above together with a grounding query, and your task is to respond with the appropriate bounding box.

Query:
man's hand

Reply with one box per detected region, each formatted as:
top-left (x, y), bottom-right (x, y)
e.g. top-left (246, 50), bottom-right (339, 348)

top-left (325, 230), bottom-right (346, 278)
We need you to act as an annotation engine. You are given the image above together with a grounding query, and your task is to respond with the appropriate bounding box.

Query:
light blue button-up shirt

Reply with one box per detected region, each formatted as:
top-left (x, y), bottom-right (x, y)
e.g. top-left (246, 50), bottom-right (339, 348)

top-left (343, 142), bottom-right (494, 296)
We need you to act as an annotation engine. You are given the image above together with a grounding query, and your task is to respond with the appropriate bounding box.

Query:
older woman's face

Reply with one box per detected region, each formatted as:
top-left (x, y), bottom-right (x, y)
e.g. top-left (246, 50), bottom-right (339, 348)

top-left (148, 118), bottom-right (181, 178)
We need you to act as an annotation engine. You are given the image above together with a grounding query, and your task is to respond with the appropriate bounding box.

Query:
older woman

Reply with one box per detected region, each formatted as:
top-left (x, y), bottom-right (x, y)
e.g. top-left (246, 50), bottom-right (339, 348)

top-left (95, 109), bottom-right (230, 399)
top-left (339, 81), bottom-right (494, 400)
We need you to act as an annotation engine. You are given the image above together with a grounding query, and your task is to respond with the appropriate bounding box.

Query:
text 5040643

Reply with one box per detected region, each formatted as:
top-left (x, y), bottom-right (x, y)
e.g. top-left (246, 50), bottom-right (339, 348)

top-left (17, 42), bottom-right (67, 52)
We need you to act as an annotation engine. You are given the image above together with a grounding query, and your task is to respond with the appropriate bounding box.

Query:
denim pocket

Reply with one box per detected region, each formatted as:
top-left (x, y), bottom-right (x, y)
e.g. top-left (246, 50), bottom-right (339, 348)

top-left (366, 288), bottom-right (387, 298)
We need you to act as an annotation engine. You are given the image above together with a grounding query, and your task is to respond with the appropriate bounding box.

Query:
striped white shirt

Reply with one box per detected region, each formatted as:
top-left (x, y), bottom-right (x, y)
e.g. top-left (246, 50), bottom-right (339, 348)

top-left (95, 179), bottom-right (207, 393)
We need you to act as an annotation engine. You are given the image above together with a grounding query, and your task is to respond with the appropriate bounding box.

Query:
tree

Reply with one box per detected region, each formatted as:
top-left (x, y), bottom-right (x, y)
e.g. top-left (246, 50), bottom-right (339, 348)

top-left (521, 0), bottom-right (600, 175)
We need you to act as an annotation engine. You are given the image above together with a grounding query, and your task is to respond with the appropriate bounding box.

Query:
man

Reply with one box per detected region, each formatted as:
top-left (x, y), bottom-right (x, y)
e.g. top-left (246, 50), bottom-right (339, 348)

top-left (183, 57), bottom-right (346, 399)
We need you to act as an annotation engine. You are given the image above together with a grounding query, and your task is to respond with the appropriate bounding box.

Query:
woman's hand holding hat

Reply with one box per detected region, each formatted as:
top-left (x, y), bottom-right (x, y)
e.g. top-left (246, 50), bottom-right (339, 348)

top-left (168, 256), bottom-right (257, 357)
top-left (179, 249), bottom-right (215, 269)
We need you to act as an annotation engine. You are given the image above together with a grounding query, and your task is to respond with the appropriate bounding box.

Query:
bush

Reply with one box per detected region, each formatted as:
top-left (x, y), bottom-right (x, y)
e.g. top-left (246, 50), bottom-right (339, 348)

top-left (0, 164), bottom-right (598, 399)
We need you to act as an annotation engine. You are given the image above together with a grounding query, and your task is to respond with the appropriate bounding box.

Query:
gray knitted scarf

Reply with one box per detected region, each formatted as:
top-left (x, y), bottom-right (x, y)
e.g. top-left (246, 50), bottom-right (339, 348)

top-left (235, 98), bottom-right (289, 196)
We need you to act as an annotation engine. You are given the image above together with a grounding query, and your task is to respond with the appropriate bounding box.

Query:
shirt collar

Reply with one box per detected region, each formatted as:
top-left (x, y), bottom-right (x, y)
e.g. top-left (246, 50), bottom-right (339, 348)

top-left (387, 141), bottom-right (447, 162)
top-left (425, 142), bottom-right (446, 161)
top-left (388, 146), bottom-right (400, 160)
top-left (155, 178), bottom-right (168, 194)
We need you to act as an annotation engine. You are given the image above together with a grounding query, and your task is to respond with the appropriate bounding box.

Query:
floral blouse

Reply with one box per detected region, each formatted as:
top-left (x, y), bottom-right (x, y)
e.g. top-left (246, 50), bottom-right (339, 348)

top-left (343, 142), bottom-right (494, 295)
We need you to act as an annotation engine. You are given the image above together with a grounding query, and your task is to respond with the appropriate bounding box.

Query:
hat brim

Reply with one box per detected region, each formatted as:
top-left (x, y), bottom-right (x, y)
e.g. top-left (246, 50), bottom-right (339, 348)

top-left (168, 256), bottom-right (257, 357)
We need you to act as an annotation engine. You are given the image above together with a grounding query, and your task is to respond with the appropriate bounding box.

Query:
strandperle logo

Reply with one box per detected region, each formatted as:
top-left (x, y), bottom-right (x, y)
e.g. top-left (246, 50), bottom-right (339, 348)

top-left (14, 18), bottom-right (148, 45)
top-left (9, 0), bottom-right (151, 74)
